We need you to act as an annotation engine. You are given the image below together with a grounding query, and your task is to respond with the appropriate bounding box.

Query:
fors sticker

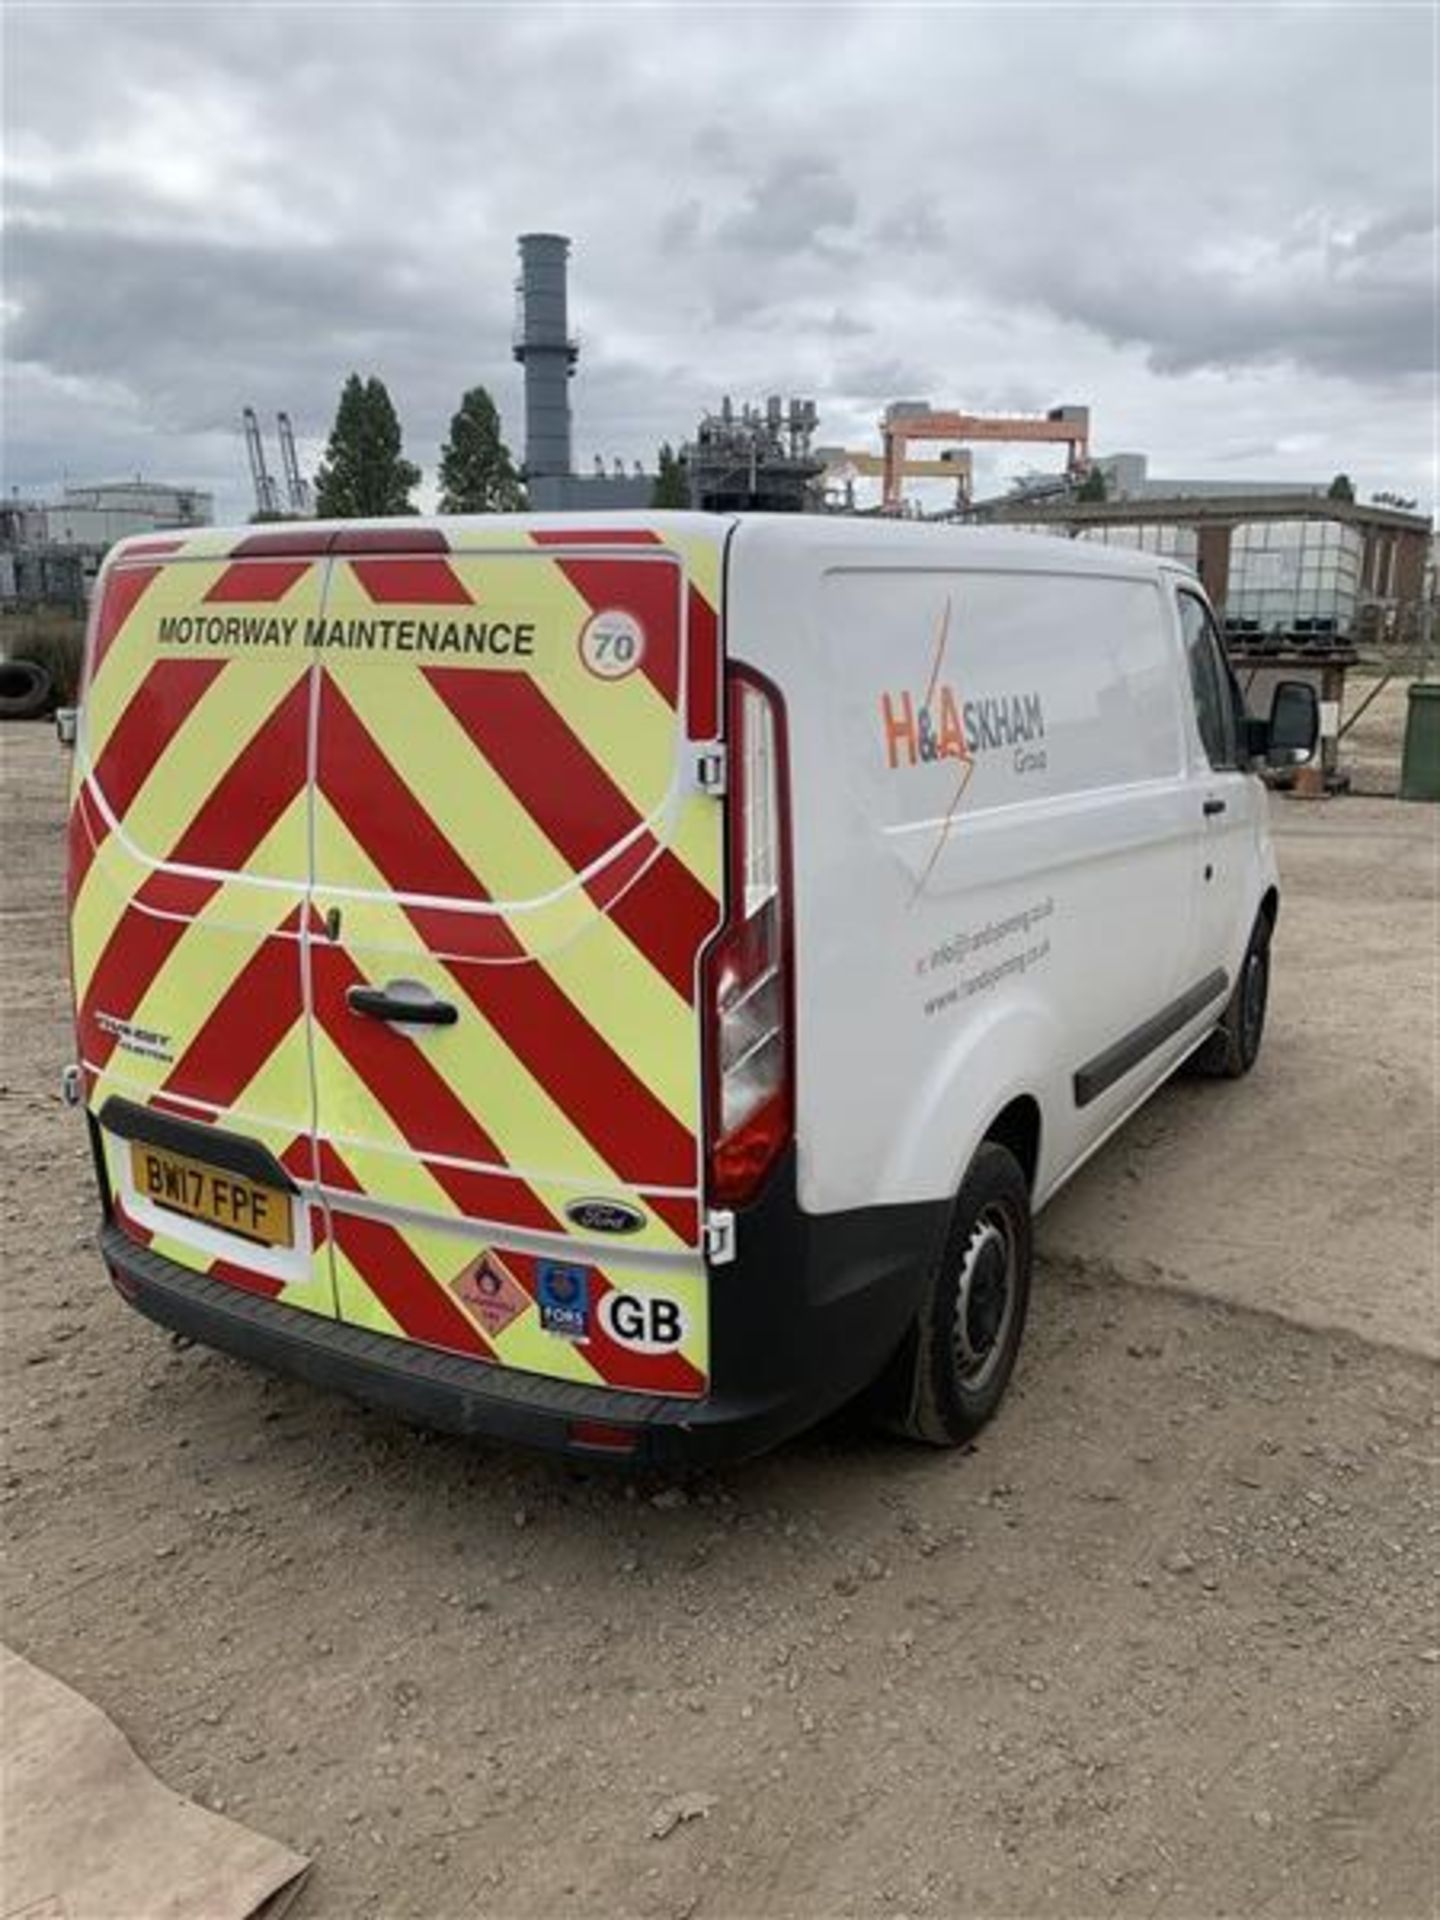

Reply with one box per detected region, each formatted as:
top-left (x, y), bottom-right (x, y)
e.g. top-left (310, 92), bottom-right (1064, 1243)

top-left (535, 1260), bottom-right (591, 1340)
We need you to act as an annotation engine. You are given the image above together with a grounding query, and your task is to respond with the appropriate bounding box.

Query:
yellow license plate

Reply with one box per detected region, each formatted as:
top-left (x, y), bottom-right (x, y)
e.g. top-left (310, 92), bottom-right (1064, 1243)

top-left (129, 1142), bottom-right (293, 1248)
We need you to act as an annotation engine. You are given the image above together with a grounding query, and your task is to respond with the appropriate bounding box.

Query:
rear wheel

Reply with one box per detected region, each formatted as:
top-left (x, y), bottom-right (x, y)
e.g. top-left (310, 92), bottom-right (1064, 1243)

top-left (1188, 915), bottom-right (1271, 1079)
top-left (880, 1141), bottom-right (1032, 1446)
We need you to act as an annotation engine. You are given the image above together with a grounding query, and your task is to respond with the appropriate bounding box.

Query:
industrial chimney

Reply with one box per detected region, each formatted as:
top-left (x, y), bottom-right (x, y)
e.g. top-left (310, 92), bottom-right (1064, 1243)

top-left (512, 233), bottom-right (578, 491)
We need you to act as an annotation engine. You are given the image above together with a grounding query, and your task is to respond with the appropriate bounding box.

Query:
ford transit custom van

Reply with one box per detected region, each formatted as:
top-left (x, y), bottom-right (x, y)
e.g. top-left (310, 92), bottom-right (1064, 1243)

top-left (67, 514), bottom-right (1316, 1461)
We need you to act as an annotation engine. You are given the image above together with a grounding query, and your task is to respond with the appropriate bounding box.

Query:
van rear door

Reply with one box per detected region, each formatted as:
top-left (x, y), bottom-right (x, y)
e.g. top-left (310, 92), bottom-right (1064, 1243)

top-left (307, 527), bottom-right (725, 1397)
top-left (71, 537), bottom-right (335, 1314)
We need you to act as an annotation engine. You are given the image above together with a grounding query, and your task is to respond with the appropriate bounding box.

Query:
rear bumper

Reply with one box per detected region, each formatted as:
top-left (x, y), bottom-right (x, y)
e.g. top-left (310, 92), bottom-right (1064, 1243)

top-left (99, 1155), bottom-right (945, 1466)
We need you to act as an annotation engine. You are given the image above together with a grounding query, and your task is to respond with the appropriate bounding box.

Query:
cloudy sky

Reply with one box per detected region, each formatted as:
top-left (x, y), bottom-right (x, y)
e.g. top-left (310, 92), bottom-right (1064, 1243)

top-left (4, 2), bottom-right (1436, 521)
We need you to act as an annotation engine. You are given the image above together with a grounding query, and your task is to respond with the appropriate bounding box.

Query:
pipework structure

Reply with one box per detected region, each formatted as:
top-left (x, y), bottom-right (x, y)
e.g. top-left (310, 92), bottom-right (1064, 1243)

top-left (682, 396), bottom-right (824, 513)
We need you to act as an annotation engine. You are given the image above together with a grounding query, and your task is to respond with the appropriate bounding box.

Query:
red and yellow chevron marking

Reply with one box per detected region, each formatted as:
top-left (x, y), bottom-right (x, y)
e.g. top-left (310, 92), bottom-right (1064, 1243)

top-left (319, 1144), bottom-right (706, 1396)
top-left (305, 531), bottom-right (720, 1389)
top-left (73, 549), bottom-right (329, 1314)
top-left (70, 520), bottom-right (726, 1396)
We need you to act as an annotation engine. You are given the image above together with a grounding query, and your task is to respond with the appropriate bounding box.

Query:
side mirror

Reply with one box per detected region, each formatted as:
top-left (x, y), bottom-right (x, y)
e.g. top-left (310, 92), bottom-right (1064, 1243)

top-left (55, 707), bottom-right (78, 749)
top-left (1266, 680), bottom-right (1319, 766)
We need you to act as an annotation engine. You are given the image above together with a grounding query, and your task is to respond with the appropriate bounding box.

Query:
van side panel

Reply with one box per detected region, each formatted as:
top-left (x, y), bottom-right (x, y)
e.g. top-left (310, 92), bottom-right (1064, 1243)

top-left (742, 555), bottom-right (1197, 1216)
top-left (70, 543), bottom-right (335, 1314)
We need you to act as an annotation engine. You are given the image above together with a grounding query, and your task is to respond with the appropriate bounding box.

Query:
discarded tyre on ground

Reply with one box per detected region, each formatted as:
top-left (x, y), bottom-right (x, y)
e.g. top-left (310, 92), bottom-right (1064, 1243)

top-left (0, 659), bottom-right (54, 720)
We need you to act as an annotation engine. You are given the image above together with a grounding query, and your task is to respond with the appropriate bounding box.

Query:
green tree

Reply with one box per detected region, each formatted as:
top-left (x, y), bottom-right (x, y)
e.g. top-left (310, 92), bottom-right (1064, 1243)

top-left (1075, 465), bottom-right (1108, 502)
top-left (1327, 473), bottom-right (1356, 503)
top-left (313, 374), bottom-right (420, 517)
top-left (438, 386), bottom-right (525, 513)
top-left (651, 442), bottom-right (689, 509)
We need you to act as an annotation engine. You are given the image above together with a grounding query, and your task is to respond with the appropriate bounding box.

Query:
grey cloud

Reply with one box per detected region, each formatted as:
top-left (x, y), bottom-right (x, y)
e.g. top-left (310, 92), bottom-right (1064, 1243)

top-left (820, 310), bottom-right (873, 340)
top-left (705, 279), bottom-right (774, 329)
top-left (1151, 291), bottom-right (1432, 383)
top-left (1027, 241), bottom-right (1435, 383)
top-left (832, 356), bottom-right (937, 404)
top-left (1339, 206), bottom-right (1436, 261)
top-left (717, 156), bottom-right (859, 259)
top-left (872, 197), bottom-right (947, 254)
top-left (1212, 439), bottom-right (1284, 465)
top-left (6, 221), bottom-right (511, 429)
top-left (692, 124), bottom-right (745, 174)
top-left (3, 217), bottom-right (515, 514)
top-left (658, 200), bottom-right (704, 255)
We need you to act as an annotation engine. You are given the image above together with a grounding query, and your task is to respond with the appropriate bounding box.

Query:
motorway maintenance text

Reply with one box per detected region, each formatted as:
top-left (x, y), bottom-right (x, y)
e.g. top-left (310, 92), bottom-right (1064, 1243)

top-left (156, 614), bottom-right (536, 655)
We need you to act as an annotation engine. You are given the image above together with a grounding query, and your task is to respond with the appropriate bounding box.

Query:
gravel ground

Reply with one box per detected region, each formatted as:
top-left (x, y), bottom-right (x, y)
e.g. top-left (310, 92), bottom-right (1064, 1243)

top-left (2, 724), bottom-right (1436, 1920)
top-left (1338, 671), bottom-right (1425, 799)
top-left (1042, 789), bottom-right (1437, 1360)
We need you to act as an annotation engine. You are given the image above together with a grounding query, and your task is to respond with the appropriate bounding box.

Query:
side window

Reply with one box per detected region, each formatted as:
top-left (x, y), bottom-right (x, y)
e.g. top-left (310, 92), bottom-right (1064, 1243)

top-left (1178, 592), bottom-right (1240, 770)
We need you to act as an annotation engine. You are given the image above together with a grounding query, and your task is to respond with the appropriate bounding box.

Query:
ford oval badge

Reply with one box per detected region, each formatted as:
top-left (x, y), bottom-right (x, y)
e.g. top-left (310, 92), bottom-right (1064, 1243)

top-left (566, 1198), bottom-right (646, 1236)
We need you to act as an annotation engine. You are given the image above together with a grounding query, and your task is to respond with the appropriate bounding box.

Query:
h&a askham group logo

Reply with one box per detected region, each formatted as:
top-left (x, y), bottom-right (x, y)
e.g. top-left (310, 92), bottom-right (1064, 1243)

top-left (880, 598), bottom-right (1048, 901)
top-left (880, 597), bottom-right (1047, 777)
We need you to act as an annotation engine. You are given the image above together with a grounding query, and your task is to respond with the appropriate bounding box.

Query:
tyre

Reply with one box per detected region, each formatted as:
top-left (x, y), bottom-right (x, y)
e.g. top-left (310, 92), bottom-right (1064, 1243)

top-left (879, 1141), bottom-right (1033, 1446)
top-left (1187, 915), bottom-right (1271, 1079)
top-left (0, 659), bottom-right (53, 720)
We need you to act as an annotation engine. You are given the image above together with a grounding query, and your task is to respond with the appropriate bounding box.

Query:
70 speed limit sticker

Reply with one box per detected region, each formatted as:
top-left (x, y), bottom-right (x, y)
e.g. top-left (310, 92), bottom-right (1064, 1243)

top-left (578, 608), bottom-right (646, 681)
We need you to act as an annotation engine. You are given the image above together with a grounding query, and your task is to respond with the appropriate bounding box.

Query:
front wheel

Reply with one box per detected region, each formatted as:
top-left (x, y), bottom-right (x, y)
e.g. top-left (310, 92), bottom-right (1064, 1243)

top-left (1188, 916), bottom-right (1271, 1079)
top-left (879, 1141), bottom-right (1033, 1447)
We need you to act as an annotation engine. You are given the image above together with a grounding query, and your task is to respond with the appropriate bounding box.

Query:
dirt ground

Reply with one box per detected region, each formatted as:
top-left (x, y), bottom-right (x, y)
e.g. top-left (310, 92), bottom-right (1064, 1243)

top-left (2, 724), bottom-right (1436, 1920)
top-left (1043, 789), bottom-right (1436, 1362)
top-left (1337, 672), bottom-right (1421, 801)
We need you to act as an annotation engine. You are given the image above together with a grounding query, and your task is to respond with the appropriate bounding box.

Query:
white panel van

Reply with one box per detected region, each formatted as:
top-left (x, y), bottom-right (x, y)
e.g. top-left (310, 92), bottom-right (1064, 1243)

top-left (70, 514), bottom-right (1316, 1462)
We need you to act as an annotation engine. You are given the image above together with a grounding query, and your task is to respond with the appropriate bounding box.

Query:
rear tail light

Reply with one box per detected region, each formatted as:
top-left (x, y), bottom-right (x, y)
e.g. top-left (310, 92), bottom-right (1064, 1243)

top-left (704, 667), bottom-right (794, 1208)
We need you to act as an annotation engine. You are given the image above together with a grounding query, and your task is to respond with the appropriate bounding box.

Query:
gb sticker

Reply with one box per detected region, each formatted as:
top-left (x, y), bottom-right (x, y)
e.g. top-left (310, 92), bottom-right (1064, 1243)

top-left (579, 608), bottom-right (646, 682)
top-left (598, 1290), bottom-right (687, 1353)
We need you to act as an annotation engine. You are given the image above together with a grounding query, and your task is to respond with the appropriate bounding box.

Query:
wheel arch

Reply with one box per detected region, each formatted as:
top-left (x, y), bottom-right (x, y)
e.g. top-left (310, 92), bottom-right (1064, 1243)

top-left (876, 997), bottom-right (1064, 1209)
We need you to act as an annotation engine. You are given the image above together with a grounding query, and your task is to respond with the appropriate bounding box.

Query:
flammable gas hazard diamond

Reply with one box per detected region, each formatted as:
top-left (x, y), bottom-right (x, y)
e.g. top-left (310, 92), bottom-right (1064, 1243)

top-left (451, 1249), bottom-right (530, 1339)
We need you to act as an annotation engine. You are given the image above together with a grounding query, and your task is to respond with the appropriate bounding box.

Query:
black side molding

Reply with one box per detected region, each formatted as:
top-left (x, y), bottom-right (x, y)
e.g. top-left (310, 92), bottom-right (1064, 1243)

top-left (1073, 969), bottom-right (1229, 1109)
top-left (97, 1095), bottom-right (300, 1194)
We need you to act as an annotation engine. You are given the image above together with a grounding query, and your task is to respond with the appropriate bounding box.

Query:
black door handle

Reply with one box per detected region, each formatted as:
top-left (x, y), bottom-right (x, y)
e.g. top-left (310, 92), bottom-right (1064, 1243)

top-left (1203, 798), bottom-right (1227, 817)
top-left (347, 982), bottom-right (458, 1026)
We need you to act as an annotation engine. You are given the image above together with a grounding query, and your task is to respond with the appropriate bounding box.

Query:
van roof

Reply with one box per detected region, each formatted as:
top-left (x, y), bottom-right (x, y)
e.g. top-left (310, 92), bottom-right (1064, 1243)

top-left (723, 513), bottom-right (1194, 583)
top-left (107, 510), bottom-right (1193, 587)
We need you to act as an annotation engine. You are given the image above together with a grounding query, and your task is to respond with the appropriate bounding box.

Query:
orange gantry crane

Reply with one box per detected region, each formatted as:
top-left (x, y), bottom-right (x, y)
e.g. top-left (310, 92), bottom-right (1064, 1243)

top-left (879, 403), bottom-right (1091, 513)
